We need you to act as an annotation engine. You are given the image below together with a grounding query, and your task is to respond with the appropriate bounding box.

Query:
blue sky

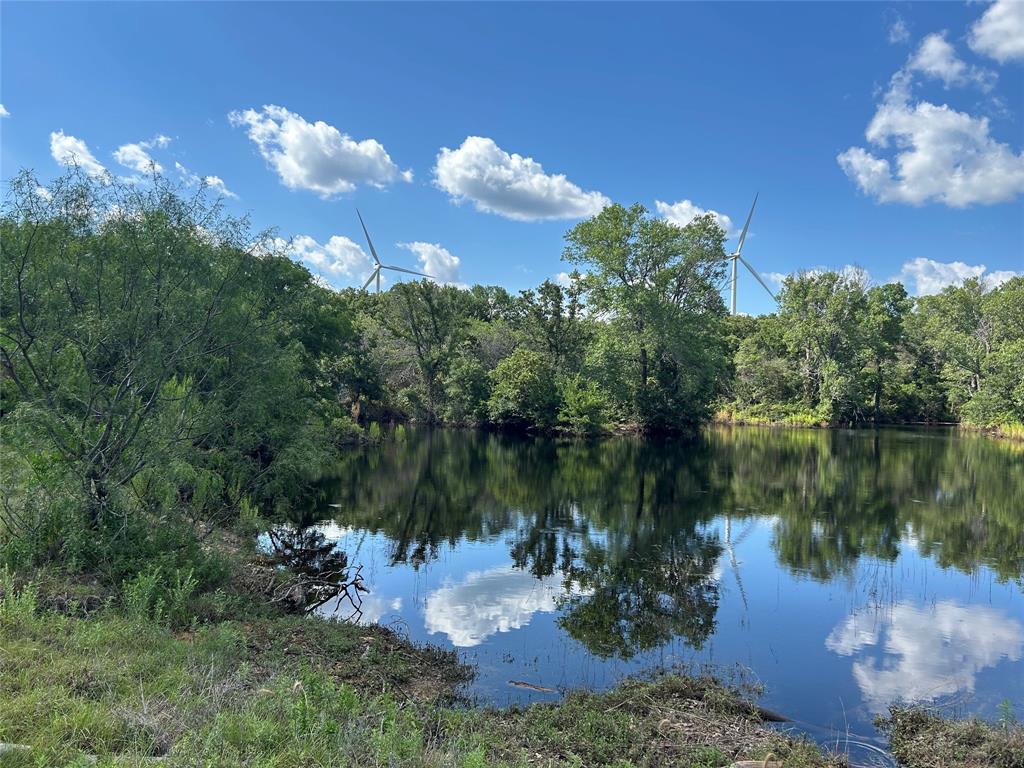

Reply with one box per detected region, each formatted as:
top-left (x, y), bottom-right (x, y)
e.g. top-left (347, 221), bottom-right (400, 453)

top-left (2, 1), bottom-right (1022, 315)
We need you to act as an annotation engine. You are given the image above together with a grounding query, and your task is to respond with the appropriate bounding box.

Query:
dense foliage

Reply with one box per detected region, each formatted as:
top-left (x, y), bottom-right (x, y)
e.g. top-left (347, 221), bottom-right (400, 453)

top-left (725, 269), bottom-right (1024, 430)
top-left (2, 171), bottom-right (1021, 582)
top-left (1, 172), bottom-right (365, 575)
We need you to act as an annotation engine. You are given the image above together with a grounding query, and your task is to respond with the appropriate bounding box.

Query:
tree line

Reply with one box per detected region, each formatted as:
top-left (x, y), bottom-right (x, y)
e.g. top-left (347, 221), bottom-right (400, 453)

top-left (1, 170), bottom-right (1020, 576)
top-left (725, 269), bottom-right (1024, 430)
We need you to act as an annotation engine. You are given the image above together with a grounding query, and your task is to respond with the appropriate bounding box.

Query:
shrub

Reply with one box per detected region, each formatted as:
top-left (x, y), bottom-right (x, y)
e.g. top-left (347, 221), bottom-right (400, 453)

top-left (488, 348), bottom-right (558, 431)
top-left (557, 376), bottom-right (610, 435)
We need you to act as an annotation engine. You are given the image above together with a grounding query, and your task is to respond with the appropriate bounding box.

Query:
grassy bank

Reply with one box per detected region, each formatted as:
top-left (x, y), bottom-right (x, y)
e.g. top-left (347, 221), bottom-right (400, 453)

top-left (4, 539), bottom-right (1021, 767)
top-left (716, 406), bottom-right (1024, 442)
top-left (714, 407), bottom-right (827, 428)
top-left (877, 706), bottom-right (1024, 768)
top-left (0, 563), bottom-right (844, 768)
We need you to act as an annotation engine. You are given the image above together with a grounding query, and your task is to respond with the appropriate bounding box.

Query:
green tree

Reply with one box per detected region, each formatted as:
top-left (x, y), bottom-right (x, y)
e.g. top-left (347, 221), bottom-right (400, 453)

top-left (518, 274), bottom-right (588, 374)
top-left (563, 204), bottom-right (728, 429)
top-left (777, 269), bottom-right (870, 422)
top-left (487, 348), bottom-right (558, 430)
top-left (865, 282), bottom-right (912, 421)
top-left (379, 281), bottom-right (470, 422)
top-left (1, 171), bottom-right (334, 566)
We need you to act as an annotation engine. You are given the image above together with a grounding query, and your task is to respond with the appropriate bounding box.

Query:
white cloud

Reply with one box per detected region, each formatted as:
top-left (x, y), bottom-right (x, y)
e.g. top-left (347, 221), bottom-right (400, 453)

top-left (229, 105), bottom-right (411, 197)
top-left (0, 104), bottom-right (9, 118)
top-left (283, 234), bottom-right (373, 285)
top-left (34, 186), bottom-right (53, 202)
top-left (174, 162), bottom-right (237, 199)
top-left (50, 131), bottom-right (107, 178)
top-left (554, 271), bottom-right (572, 288)
top-left (113, 144), bottom-right (160, 174)
top-left (203, 175), bottom-right (237, 199)
top-left (837, 70), bottom-right (1024, 207)
top-left (969, 0), bottom-right (1024, 63)
top-left (888, 15), bottom-right (910, 45)
top-left (113, 135), bottom-right (172, 174)
top-left (764, 272), bottom-right (788, 290)
top-left (399, 241), bottom-right (461, 283)
top-left (655, 199), bottom-right (734, 235)
top-left (433, 136), bottom-right (610, 221)
top-left (423, 566), bottom-right (568, 647)
top-left (908, 33), bottom-right (995, 91)
top-left (894, 257), bottom-right (1020, 295)
top-left (175, 161), bottom-right (199, 184)
top-left (826, 601), bottom-right (1023, 713)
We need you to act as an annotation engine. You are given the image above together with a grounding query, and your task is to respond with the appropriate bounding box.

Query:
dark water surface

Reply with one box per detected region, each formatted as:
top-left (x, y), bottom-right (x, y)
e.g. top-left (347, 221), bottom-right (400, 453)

top-left (293, 426), bottom-right (1023, 763)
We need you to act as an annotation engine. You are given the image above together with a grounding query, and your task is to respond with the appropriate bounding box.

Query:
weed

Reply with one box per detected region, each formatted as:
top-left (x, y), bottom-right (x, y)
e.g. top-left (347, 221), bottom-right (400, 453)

top-left (0, 566), bottom-right (37, 624)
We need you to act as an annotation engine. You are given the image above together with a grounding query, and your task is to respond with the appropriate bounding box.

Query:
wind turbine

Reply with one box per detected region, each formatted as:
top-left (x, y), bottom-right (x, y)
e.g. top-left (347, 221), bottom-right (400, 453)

top-left (729, 194), bottom-right (777, 314)
top-left (356, 210), bottom-right (432, 293)
top-left (724, 514), bottom-right (756, 613)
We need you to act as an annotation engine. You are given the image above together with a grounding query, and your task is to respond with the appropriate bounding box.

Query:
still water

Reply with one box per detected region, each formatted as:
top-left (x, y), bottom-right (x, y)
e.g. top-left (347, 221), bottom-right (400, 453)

top-left (290, 426), bottom-right (1023, 762)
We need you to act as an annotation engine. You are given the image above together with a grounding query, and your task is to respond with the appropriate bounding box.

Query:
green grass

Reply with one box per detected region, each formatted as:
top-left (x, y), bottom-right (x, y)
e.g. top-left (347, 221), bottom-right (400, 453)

top-left (877, 706), bottom-right (1024, 768)
top-left (714, 405), bottom-right (826, 428)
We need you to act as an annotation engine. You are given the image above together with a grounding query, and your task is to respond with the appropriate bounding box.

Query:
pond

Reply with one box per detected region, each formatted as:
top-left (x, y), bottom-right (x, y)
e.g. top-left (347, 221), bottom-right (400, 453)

top-left (288, 426), bottom-right (1023, 765)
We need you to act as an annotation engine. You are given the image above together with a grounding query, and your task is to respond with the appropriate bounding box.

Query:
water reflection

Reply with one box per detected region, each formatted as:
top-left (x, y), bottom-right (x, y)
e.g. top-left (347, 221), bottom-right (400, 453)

top-left (292, 425), bottom-right (1023, 744)
top-left (425, 566), bottom-right (568, 647)
top-left (326, 427), bottom-right (1023, 587)
top-left (826, 601), bottom-right (1024, 712)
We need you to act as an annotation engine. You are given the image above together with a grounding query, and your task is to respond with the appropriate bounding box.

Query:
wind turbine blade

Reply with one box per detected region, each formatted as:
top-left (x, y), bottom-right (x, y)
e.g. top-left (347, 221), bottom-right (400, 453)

top-left (356, 209), bottom-right (381, 265)
top-left (739, 254), bottom-right (777, 300)
top-left (361, 268), bottom-right (378, 291)
top-left (383, 265), bottom-right (432, 278)
top-left (735, 193), bottom-right (758, 256)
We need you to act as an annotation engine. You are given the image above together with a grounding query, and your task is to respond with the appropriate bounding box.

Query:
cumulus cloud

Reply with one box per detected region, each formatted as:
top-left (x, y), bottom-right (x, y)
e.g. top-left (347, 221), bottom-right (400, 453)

top-left (399, 241), bottom-right (461, 283)
top-left (894, 257), bottom-right (1019, 295)
top-left (655, 199), bottom-right (734, 235)
top-left (826, 601), bottom-right (1023, 713)
top-left (229, 105), bottom-right (411, 197)
top-left (114, 144), bottom-right (158, 173)
top-left (0, 104), bottom-right (9, 118)
top-left (907, 33), bottom-right (995, 91)
top-left (174, 162), bottom-right (237, 199)
top-left (764, 272), bottom-right (788, 290)
top-left (888, 15), bottom-right (910, 45)
top-left (837, 70), bottom-right (1024, 206)
top-left (203, 175), bottom-right (237, 199)
top-left (433, 136), bottom-right (610, 221)
top-left (554, 271), bottom-right (572, 288)
top-left (282, 234), bottom-right (373, 285)
top-left (113, 134), bottom-right (172, 174)
top-left (969, 0), bottom-right (1024, 63)
top-left (423, 566), bottom-right (569, 647)
top-left (50, 131), bottom-right (107, 177)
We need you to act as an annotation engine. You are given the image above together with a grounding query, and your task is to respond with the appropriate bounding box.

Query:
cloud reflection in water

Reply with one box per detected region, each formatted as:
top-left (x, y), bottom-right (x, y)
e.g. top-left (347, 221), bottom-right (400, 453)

top-left (826, 600), bottom-right (1023, 712)
top-left (425, 566), bottom-right (574, 647)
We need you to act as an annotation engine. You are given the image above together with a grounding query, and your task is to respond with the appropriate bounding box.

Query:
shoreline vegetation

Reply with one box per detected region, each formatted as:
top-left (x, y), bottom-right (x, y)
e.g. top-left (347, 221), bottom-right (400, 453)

top-left (0, 537), bottom-right (846, 768)
top-left (2, 172), bottom-right (1022, 767)
top-left (712, 408), bottom-right (1024, 442)
top-left (3, 538), bottom-right (1021, 768)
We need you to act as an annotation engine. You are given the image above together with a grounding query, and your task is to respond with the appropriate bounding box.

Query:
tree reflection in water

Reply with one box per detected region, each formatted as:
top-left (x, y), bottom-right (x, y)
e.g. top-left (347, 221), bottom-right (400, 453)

top-left (290, 425), bottom-right (1022, 658)
top-left (266, 510), bottom-right (368, 617)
